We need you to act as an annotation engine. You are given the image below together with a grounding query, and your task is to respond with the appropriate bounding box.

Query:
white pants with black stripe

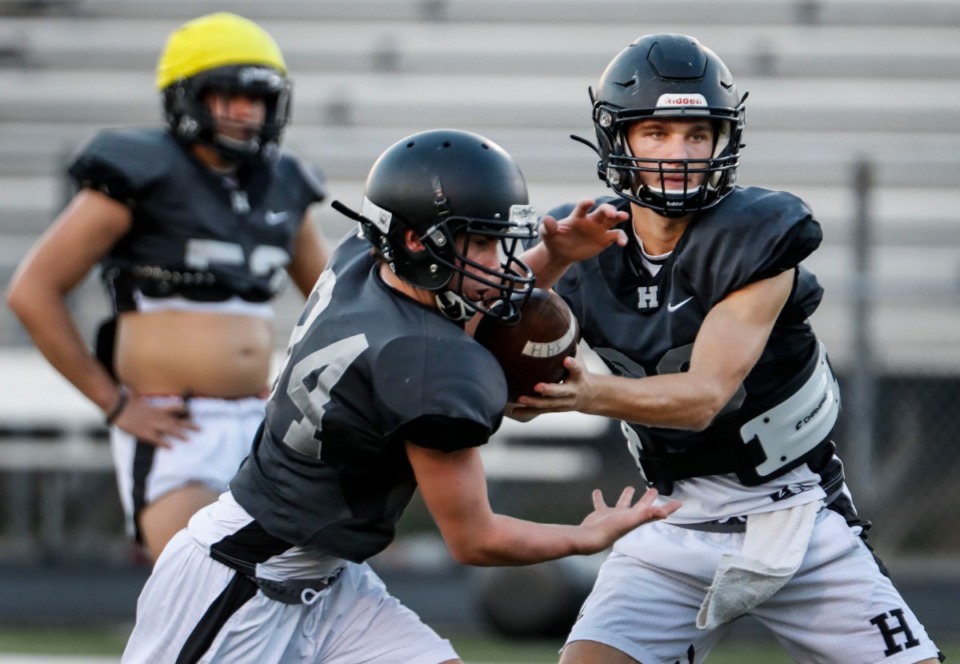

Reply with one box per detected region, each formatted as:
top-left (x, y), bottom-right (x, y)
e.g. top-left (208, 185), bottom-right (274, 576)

top-left (109, 396), bottom-right (265, 541)
top-left (123, 530), bottom-right (459, 664)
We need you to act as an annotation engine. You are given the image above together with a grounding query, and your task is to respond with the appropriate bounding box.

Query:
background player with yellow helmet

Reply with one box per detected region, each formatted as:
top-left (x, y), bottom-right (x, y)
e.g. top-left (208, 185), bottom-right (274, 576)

top-left (6, 12), bottom-right (331, 562)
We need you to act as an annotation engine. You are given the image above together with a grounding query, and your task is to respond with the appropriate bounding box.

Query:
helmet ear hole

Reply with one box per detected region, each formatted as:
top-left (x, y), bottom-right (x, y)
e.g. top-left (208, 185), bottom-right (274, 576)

top-left (164, 83), bottom-right (201, 141)
top-left (401, 227), bottom-right (428, 253)
top-left (177, 115), bottom-right (200, 141)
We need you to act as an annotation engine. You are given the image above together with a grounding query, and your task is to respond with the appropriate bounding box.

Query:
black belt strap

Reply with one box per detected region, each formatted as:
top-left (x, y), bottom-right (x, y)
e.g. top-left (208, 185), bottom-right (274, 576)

top-left (637, 436), bottom-right (833, 490)
top-left (637, 435), bottom-right (767, 483)
top-left (176, 572), bottom-right (258, 664)
top-left (253, 569), bottom-right (343, 605)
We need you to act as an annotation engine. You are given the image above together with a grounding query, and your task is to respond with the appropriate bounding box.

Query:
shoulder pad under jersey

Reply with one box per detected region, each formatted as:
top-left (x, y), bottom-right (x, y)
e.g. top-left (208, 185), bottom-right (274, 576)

top-left (275, 152), bottom-right (328, 204)
top-left (375, 334), bottom-right (506, 451)
top-left (68, 127), bottom-right (179, 204)
top-left (676, 187), bottom-right (822, 307)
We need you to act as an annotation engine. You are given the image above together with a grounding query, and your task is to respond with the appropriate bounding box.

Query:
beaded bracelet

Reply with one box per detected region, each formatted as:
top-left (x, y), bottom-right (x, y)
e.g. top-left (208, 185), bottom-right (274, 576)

top-left (105, 386), bottom-right (129, 425)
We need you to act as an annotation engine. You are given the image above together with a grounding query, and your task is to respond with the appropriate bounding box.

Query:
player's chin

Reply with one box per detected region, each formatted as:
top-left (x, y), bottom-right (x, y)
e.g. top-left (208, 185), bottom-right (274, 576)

top-left (217, 124), bottom-right (261, 142)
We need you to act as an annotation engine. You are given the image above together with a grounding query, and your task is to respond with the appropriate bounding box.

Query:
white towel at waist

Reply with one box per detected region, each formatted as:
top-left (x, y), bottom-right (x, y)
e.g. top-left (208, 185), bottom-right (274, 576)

top-left (696, 499), bottom-right (823, 630)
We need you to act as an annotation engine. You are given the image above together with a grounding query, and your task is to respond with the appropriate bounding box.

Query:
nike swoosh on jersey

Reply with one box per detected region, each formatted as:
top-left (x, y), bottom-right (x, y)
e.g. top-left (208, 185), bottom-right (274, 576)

top-left (667, 296), bottom-right (693, 313)
top-left (265, 210), bottom-right (289, 225)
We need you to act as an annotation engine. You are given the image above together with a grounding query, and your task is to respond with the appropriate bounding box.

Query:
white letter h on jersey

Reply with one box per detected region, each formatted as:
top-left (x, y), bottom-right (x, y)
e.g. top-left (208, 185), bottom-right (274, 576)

top-left (637, 286), bottom-right (659, 310)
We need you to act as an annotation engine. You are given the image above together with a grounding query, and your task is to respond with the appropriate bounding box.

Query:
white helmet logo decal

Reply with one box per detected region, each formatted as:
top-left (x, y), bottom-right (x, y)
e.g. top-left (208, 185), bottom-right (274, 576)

top-left (655, 93), bottom-right (708, 107)
top-left (362, 197), bottom-right (393, 234)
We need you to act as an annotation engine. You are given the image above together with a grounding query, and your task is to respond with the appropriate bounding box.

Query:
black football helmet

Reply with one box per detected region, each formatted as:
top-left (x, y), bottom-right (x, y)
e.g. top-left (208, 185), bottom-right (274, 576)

top-left (332, 129), bottom-right (538, 323)
top-left (586, 33), bottom-right (747, 217)
top-left (157, 13), bottom-right (292, 164)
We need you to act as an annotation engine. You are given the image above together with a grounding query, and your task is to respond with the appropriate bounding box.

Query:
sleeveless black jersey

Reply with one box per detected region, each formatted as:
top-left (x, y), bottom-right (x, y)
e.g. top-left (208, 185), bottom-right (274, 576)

top-left (228, 232), bottom-right (508, 564)
top-left (68, 127), bottom-right (326, 311)
top-left (551, 187), bottom-right (827, 460)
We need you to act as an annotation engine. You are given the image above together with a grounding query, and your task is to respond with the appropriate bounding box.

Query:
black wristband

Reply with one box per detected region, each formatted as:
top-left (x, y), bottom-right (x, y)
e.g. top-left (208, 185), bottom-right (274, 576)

top-left (105, 386), bottom-right (129, 425)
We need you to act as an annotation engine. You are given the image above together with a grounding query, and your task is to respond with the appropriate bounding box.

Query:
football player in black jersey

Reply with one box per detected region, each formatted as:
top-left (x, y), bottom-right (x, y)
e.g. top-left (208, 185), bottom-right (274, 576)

top-left (120, 128), bottom-right (678, 663)
top-left (6, 13), bottom-right (330, 562)
top-left (519, 34), bottom-right (943, 664)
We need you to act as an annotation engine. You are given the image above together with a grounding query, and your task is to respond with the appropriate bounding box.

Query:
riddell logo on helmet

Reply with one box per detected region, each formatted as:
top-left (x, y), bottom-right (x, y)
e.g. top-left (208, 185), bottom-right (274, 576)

top-left (238, 66), bottom-right (282, 86)
top-left (656, 93), bottom-right (708, 107)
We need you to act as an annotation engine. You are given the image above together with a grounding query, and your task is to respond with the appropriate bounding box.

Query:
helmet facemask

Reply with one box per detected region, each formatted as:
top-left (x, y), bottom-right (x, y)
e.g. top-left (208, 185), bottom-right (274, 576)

top-left (597, 104), bottom-right (745, 218)
top-left (163, 64), bottom-right (292, 165)
top-left (358, 195), bottom-right (538, 323)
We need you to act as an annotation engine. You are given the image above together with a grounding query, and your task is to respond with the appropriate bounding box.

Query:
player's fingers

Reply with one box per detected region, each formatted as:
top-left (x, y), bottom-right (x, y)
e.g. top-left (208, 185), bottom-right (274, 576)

top-left (615, 486), bottom-right (636, 508)
top-left (572, 198), bottom-right (596, 218)
top-left (592, 203), bottom-right (628, 224)
top-left (140, 430), bottom-right (173, 449)
top-left (592, 202), bottom-right (618, 220)
top-left (164, 403), bottom-right (189, 416)
top-left (633, 487), bottom-right (659, 508)
top-left (607, 227), bottom-right (629, 247)
top-left (169, 411), bottom-right (198, 429)
top-left (658, 499), bottom-right (683, 517)
top-left (161, 420), bottom-right (200, 437)
top-left (504, 403), bottom-right (542, 422)
top-left (116, 406), bottom-right (173, 449)
top-left (532, 380), bottom-right (575, 399)
top-left (563, 355), bottom-right (582, 375)
top-left (138, 411), bottom-right (197, 443)
top-left (538, 215), bottom-right (558, 237)
top-left (164, 425), bottom-right (193, 442)
top-left (591, 488), bottom-right (605, 510)
top-left (156, 404), bottom-right (200, 430)
top-left (514, 397), bottom-right (566, 413)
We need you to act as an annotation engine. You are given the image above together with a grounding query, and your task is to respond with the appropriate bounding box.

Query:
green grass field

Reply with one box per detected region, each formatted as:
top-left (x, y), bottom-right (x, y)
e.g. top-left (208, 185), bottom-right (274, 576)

top-left (451, 634), bottom-right (797, 663)
top-left (0, 627), bottom-right (955, 663)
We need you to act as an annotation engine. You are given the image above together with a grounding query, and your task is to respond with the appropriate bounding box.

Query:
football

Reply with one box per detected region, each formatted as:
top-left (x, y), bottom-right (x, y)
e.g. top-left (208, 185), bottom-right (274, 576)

top-left (474, 288), bottom-right (581, 402)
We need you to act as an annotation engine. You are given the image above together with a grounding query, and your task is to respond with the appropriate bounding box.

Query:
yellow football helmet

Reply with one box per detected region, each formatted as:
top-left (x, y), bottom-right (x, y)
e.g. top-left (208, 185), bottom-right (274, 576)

top-left (157, 13), bottom-right (291, 163)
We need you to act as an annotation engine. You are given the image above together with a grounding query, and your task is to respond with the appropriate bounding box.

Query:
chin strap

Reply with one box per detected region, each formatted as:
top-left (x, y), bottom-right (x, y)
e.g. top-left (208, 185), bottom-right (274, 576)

top-left (435, 291), bottom-right (474, 322)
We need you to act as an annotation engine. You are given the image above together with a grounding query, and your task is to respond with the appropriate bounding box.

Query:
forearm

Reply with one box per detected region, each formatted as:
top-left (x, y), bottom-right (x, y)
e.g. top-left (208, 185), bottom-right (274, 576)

top-left (9, 289), bottom-right (120, 413)
top-left (538, 275), bottom-right (792, 429)
top-left (445, 513), bottom-right (590, 566)
top-left (586, 372), bottom-right (730, 431)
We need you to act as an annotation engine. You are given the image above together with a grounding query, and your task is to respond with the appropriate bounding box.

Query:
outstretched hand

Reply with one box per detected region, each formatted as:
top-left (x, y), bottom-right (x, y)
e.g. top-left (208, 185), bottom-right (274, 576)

top-left (578, 487), bottom-right (681, 554)
top-left (539, 198), bottom-right (628, 266)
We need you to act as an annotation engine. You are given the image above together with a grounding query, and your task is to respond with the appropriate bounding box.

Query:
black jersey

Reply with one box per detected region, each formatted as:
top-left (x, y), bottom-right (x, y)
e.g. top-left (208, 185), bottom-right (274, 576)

top-left (551, 187), bottom-right (831, 485)
top-left (68, 127), bottom-right (325, 311)
top-left (228, 232), bottom-right (507, 564)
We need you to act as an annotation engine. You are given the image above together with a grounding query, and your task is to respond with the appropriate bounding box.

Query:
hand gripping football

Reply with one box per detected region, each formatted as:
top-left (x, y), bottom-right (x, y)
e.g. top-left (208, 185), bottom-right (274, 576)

top-left (474, 289), bottom-right (581, 402)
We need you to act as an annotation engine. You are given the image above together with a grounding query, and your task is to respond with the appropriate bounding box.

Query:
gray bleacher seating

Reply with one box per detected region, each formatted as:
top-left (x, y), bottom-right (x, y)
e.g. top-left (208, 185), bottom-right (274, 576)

top-left (1, 0), bottom-right (959, 369)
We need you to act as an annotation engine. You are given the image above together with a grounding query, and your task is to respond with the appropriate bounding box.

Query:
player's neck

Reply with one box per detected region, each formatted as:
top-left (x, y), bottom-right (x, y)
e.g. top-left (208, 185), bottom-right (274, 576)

top-left (378, 263), bottom-right (436, 308)
top-left (631, 204), bottom-right (691, 255)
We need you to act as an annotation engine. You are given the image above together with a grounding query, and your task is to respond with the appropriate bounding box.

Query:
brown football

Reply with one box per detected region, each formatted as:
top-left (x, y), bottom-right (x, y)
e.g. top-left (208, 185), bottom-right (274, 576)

top-left (474, 289), bottom-right (581, 402)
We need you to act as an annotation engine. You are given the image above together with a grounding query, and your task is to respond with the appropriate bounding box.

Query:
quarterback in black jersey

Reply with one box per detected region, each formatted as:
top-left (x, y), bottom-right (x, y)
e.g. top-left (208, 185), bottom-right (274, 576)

top-left (6, 13), bottom-right (330, 561)
top-left (521, 34), bottom-right (942, 664)
top-left (121, 129), bottom-right (677, 663)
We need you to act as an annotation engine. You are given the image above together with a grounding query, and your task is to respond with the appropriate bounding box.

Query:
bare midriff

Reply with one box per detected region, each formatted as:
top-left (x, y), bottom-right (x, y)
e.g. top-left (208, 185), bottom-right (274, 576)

top-left (115, 310), bottom-right (274, 398)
